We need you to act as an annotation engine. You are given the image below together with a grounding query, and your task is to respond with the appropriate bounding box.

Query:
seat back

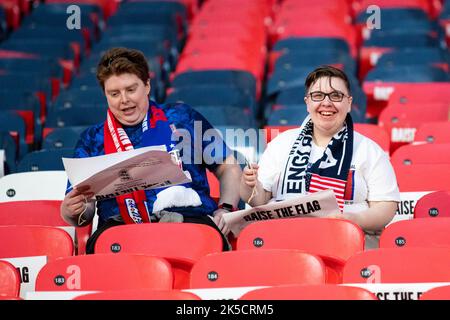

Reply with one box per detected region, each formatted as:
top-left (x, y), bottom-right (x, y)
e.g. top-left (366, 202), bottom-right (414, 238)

top-left (414, 190), bottom-right (450, 218)
top-left (35, 254), bottom-right (173, 291)
top-left (419, 285), bottom-right (450, 300)
top-left (74, 289), bottom-right (201, 300)
top-left (240, 284), bottom-right (378, 300)
top-left (380, 218), bottom-right (450, 249)
top-left (390, 143), bottom-right (450, 166)
top-left (94, 223), bottom-right (223, 289)
top-left (190, 249), bottom-right (326, 288)
top-left (0, 260), bottom-right (20, 297)
top-left (237, 218), bottom-right (364, 261)
top-left (0, 225), bottom-right (73, 259)
top-left (414, 122), bottom-right (450, 144)
top-left (394, 164), bottom-right (450, 192)
top-left (0, 171), bottom-right (68, 201)
top-left (343, 247), bottom-right (450, 283)
top-left (17, 148), bottom-right (74, 172)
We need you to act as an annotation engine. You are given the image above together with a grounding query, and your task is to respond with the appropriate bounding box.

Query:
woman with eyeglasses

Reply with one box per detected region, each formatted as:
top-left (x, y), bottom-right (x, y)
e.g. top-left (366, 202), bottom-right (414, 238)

top-left (240, 65), bottom-right (400, 249)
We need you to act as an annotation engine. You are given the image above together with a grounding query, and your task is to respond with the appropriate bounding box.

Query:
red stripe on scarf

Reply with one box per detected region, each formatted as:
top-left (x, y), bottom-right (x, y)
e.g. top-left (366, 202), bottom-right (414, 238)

top-left (104, 109), bottom-right (151, 224)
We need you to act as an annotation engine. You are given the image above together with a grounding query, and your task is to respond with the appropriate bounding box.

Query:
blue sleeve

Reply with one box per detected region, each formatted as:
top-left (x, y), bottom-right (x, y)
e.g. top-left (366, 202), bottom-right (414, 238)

top-left (185, 104), bottom-right (233, 172)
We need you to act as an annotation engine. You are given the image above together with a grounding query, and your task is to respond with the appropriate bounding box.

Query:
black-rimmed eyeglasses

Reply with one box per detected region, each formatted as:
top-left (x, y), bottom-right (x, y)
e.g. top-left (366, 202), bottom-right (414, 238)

top-left (307, 91), bottom-right (350, 102)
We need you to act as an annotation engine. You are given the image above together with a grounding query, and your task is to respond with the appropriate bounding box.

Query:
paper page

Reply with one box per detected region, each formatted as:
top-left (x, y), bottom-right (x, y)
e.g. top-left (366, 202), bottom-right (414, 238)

top-left (62, 146), bottom-right (191, 200)
top-left (222, 189), bottom-right (340, 237)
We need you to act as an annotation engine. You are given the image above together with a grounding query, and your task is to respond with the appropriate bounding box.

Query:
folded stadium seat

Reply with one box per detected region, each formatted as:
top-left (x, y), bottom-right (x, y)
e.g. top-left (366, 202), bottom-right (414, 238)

top-left (0, 225), bottom-right (73, 259)
top-left (353, 123), bottom-right (390, 153)
top-left (17, 148), bottom-right (74, 172)
top-left (378, 103), bottom-right (449, 154)
top-left (94, 223), bottom-right (223, 289)
top-left (45, 105), bottom-right (106, 131)
top-left (391, 143), bottom-right (450, 166)
top-left (415, 121), bottom-right (450, 144)
top-left (45, 0), bottom-right (118, 20)
top-left (0, 91), bottom-right (41, 147)
top-left (170, 70), bottom-right (257, 100)
top-left (420, 285), bottom-right (450, 300)
top-left (343, 247), bottom-right (450, 283)
top-left (379, 217), bottom-right (450, 249)
top-left (0, 170), bottom-right (67, 201)
top-left (0, 111), bottom-right (28, 159)
top-left (362, 82), bottom-right (450, 119)
top-left (174, 53), bottom-right (263, 88)
top-left (0, 260), bottom-right (20, 298)
top-left (0, 40), bottom-right (81, 86)
top-left (270, 49), bottom-right (357, 78)
top-left (35, 254), bottom-right (173, 291)
top-left (365, 65), bottom-right (449, 83)
top-left (394, 164), bottom-right (450, 192)
top-left (74, 289), bottom-right (201, 300)
top-left (0, 199), bottom-right (91, 255)
top-left (352, 0), bottom-right (436, 19)
top-left (270, 11), bottom-right (358, 57)
top-left (414, 190), bottom-right (450, 219)
top-left (0, 6), bottom-right (7, 41)
top-left (42, 126), bottom-right (87, 150)
top-left (179, 104), bottom-right (254, 128)
top-left (165, 85), bottom-right (256, 117)
top-left (0, 130), bottom-right (17, 174)
top-left (266, 104), bottom-right (309, 126)
top-left (0, 170), bottom-right (91, 255)
top-left (236, 219), bottom-right (365, 284)
top-left (20, 2), bottom-right (101, 43)
top-left (190, 249), bottom-right (327, 289)
top-left (375, 48), bottom-right (450, 71)
top-left (272, 37), bottom-right (353, 58)
top-left (240, 284), bottom-right (377, 300)
top-left (51, 87), bottom-right (106, 109)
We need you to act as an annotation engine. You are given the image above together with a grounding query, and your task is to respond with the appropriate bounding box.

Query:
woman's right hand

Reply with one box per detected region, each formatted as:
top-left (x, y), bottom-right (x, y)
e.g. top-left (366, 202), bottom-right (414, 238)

top-left (242, 163), bottom-right (259, 188)
top-left (60, 186), bottom-right (94, 226)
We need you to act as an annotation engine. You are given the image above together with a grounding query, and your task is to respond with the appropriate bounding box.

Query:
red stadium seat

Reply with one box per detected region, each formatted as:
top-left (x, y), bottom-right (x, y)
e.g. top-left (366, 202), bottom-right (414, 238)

top-left (236, 218), bottom-right (364, 283)
top-left (390, 143), bottom-right (450, 166)
top-left (190, 249), bottom-right (326, 289)
top-left (380, 218), bottom-right (450, 248)
top-left (419, 285), bottom-right (450, 300)
top-left (414, 122), bottom-right (450, 144)
top-left (35, 254), bottom-right (173, 291)
top-left (74, 289), bottom-right (201, 300)
top-left (343, 247), bottom-right (450, 283)
top-left (362, 82), bottom-right (450, 120)
top-left (378, 104), bottom-right (449, 154)
top-left (0, 260), bottom-right (20, 297)
top-left (94, 223), bottom-right (223, 289)
top-left (240, 284), bottom-right (378, 300)
top-left (0, 199), bottom-right (91, 255)
top-left (0, 225), bottom-right (73, 259)
top-left (354, 123), bottom-right (390, 153)
top-left (414, 190), bottom-right (450, 218)
top-left (394, 164), bottom-right (450, 192)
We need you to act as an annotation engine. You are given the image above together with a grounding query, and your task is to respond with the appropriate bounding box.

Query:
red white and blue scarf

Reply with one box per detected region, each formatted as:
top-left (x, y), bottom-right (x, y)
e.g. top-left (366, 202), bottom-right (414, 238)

top-left (277, 114), bottom-right (354, 211)
top-left (103, 104), bottom-right (174, 224)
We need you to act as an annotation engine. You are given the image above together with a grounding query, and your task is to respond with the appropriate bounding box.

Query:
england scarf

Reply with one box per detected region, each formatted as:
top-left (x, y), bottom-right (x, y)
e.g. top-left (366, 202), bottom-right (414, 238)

top-left (276, 114), bottom-right (354, 211)
top-left (104, 105), bottom-right (173, 224)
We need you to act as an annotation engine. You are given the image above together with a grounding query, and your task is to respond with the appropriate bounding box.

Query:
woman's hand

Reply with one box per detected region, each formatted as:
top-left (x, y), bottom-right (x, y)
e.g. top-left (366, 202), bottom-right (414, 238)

top-left (60, 186), bottom-right (95, 226)
top-left (242, 163), bottom-right (259, 188)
